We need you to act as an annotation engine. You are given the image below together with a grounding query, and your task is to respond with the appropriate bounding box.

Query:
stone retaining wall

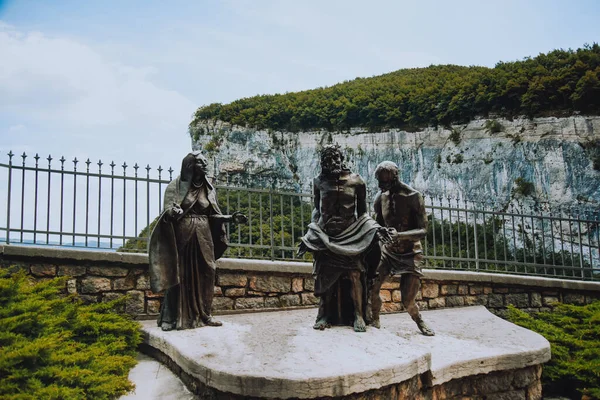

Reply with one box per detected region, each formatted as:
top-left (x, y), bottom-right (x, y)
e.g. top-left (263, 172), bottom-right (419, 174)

top-left (1, 245), bottom-right (599, 319)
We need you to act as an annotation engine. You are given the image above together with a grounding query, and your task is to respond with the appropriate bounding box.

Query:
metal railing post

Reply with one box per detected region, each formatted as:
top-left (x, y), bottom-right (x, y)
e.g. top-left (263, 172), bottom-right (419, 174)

top-left (5, 151), bottom-right (13, 244)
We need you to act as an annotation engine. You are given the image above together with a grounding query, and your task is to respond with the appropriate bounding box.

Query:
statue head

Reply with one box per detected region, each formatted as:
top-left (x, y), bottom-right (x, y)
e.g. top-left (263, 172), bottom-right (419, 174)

top-left (374, 161), bottom-right (400, 192)
top-left (320, 144), bottom-right (344, 176)
top-left (180, 151), bottom-right (209, 182)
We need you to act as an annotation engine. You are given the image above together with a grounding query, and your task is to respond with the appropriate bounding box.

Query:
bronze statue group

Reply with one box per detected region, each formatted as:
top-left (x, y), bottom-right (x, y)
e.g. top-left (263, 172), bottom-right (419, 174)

top-left (149, 145), bottom-right (434, 336)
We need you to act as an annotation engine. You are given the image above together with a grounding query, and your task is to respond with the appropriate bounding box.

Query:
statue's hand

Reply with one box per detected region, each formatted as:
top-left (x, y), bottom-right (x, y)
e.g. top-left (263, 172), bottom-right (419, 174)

top-left (377, 227), bottom-right (395, 244)
top-left (168, 203), bottom-right (184, 218)
top-left (232, 211), bottom-right (248, 224)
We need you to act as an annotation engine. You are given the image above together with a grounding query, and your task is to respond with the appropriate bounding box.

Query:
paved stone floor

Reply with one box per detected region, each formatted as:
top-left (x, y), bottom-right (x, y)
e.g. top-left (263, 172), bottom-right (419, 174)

top-left (120, 353), bottom-right (197, 400)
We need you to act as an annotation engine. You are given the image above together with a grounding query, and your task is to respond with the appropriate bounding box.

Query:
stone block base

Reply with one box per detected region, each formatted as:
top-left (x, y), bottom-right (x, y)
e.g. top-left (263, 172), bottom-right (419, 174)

top-left (140, 306), bottom-right (549, 399)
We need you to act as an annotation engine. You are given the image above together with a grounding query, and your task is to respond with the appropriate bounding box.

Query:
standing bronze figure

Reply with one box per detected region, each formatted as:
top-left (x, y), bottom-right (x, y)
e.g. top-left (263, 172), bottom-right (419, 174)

top-left (370, 161), bottom-right (434, 336)
top-left (149, 151), bottom-right (246, 331)
top-left (298, 145), bottom-right (385, 332)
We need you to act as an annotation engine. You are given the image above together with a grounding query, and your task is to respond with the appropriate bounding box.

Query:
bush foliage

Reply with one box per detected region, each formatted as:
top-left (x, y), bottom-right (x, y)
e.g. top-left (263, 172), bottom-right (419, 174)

top-left (507, 302), bottom-right (600, 399)
top-left (0, 269), bottom-right (142, 399)
top-left (190, 44), bottom-right (600, 134)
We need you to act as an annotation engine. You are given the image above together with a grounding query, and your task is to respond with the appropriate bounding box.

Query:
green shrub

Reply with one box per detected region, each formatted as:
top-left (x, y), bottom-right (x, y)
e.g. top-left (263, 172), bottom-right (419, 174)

top-left (449, 128), bottom-right (461, 145)
top-left (580, 139), bottom-right (600, 171)
top-left (507, 302), bottom-right (600, 399)
top-left (484, 119), bottom-right (504, 134)
top-left (0, 269), bottom-right (142, 399)
top-left (513, 177), bottom-right (535, 197)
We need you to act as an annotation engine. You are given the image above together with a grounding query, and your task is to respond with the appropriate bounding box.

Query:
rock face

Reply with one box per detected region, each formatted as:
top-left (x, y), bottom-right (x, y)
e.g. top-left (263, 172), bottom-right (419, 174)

top-left (192, 116), bottom-right (600, 210)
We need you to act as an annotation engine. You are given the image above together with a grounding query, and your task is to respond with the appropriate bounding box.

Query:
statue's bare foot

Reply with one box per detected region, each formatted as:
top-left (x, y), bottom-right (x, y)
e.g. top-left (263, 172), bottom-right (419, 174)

top-left (161, 322), bottom-right (175, 331)
top-left (371, 318), bottom-right (381, 329)
top-left (354, 317), bottom-right (367, 332)
top-left (205, 317), bottom-right (223, 327)
top-left (417, 319), bottom-right (435, 336)
top-left (313, 318), bottom-right (330, 330)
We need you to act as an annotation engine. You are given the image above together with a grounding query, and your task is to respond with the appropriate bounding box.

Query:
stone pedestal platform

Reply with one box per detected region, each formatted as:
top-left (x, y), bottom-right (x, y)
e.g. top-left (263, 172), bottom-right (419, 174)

top-left (139, 306), bottom-right (550, 399)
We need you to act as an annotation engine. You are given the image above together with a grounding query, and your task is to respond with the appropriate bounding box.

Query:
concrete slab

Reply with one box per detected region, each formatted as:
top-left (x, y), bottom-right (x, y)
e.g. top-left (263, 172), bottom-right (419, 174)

top-left (121, 353), bottom-right (197, 400)
top-left (140, 306), bottom-right (550, 399)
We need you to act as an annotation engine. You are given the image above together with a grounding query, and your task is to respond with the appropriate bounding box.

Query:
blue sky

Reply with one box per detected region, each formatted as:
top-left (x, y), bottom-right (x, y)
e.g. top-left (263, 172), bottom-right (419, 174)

top-left (1, 0), bottom-right (600, 170)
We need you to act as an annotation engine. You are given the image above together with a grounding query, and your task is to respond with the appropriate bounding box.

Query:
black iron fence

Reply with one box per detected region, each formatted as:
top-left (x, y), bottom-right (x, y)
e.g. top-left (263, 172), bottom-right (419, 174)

top-left (1, 151), bottom-right (598, 281)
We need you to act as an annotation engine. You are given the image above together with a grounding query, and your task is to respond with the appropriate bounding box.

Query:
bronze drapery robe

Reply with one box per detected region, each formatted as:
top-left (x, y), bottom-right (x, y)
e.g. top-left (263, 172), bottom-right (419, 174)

top-left (148, 176), bottom-right (227, 329)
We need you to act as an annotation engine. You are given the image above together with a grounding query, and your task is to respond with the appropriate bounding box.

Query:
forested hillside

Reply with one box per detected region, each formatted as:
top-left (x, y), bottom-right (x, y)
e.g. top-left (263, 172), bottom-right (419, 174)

top-left (190, 44), bottom-right (600, 134)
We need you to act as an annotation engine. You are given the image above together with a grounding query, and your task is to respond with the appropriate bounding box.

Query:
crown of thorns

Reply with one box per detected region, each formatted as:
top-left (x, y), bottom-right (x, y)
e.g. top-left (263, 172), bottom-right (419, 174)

top-left (320, 144), bottom-right (344, 163)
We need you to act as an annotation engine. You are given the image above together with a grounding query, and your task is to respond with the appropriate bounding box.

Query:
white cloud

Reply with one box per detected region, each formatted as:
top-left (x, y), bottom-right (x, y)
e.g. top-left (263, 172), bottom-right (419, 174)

top-left (0, 23), bottom-right (196, 170)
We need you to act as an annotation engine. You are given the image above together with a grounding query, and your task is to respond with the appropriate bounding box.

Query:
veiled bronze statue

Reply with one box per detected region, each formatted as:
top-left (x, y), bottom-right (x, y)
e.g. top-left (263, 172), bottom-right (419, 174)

top-left (149, 151), bottom-right (247, 331)
top-left (299, 145), bottom-right (387, 332)
top-left (370, 161), bottom-right (434, 336)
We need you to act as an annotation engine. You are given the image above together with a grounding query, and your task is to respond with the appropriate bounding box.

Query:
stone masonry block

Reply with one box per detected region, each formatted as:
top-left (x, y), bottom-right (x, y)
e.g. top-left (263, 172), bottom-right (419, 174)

top-left (113, 276), bottom-right (136, 291)
top-left (445, 296), bottom-right (465, 307)
top-left (416, 300), bottom-right (428, 310)
top-left (218, 273), bottom-right (248, 287)
top-left (265, 297), bottom-right (281, 308)
top-left (30, 264), bottom-right (57, 277)
top-left (485, 391), bottom-right (526, 400)
top-left (81, 277), bottom-right (111, 294)
top-left (440, 284), bottom-right (457, 295)
top-left (125, 290), bottom-right (145, 314)
top-left (280, 294), bottom-right (301, 307)
top-left (292, 278), bottom-right (303, 293)
top-left (147, 299), bottom-right (161, 314)
top-left (145, 290), bottom-right (164, 299)
top-left (58, 265), bottom-right (86, 276)
top-left (235, 297), bottom-right (265, 310)
top-left (530, 292), bottom-right (542, 308)
top-left (428, 297), bottom-right (446, 309)
top-left (469, 285), bottom-right (483, 295)
top-left (304, 278), bottom-right (315, 291)
top-left (224, 288), bottom-right (245, 297)
top-left (457, 284), bottom-right (468, 295)
top-left (563, 293), bottom-right (585, 305)
top-left (472, 371), bottom-right (515, 394)
top-left (214, 286), bottom-right (222, 296)
top-left (301, 292), bottom-right (319, 305)
top-left (212, 297), bottom-right (234, 311)
top-left (421, 282), bottom-right (439, 298)
top-left (381, 302), bottom-right (403, 313)
top-left (542, 296), bottom-right (559, 307)
top-left (392, 290), bottom-right (401, 302)
top-left (465, 295), bottom-right (484, 306)
top-left (136, 275), bottom-right (150, 290)
top-left (512, 366), bottom-right (539, 388)
top-left (379, 290), bottom-right (392, 302)
top-left (488, 294), bottom-right (504, 308)
top-left (527, 382), bottom-right (542, 400)
top-left (505, 293), bottom-right (529, 308)
top-left (88, 266), bottom-right (128, 277)
top-left (381, 280), bottom-right (400, 289)
top-left (250, 276), bottom-right (290, 293)
top-left (102, 292), bottom-right (125, 302)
